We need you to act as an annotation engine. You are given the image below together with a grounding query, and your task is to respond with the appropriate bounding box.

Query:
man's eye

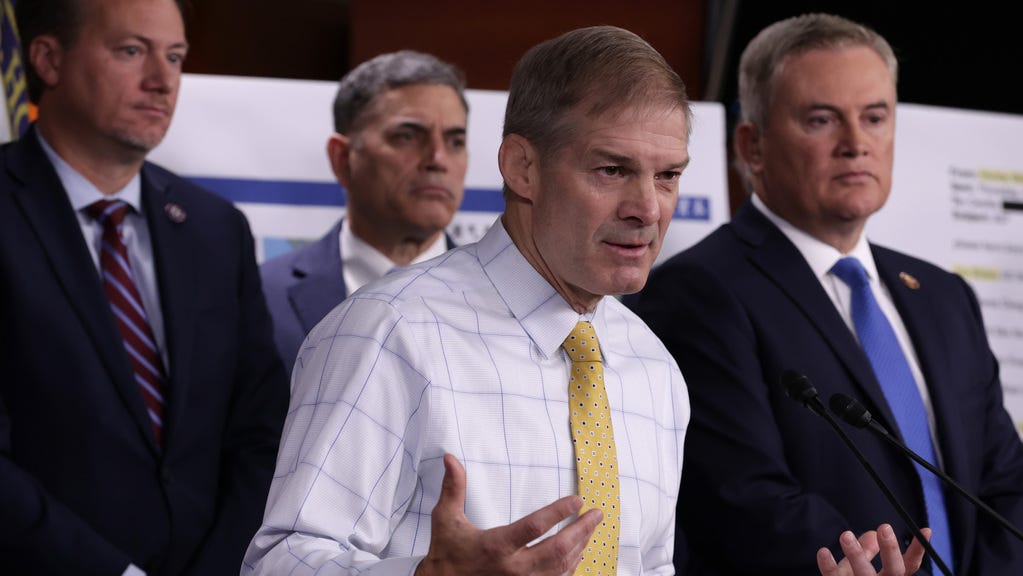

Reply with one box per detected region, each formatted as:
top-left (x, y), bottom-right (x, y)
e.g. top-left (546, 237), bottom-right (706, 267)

top-left (599, 166), bottom-right (621, 176)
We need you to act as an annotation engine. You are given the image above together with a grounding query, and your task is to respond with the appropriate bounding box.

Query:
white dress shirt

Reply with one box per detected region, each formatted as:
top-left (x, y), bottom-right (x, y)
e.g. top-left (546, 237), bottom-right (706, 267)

top-left (339, 216), bottom-right (449, 294)
top-left (243, 218), bottom-right (690, 575)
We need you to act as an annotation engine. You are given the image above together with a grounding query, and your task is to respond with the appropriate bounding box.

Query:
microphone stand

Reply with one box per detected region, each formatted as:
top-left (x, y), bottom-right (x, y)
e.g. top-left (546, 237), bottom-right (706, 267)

top-left (830, 392), bottom-right (1023, 544)
top-left (782, 371), bottom-right (953, 576)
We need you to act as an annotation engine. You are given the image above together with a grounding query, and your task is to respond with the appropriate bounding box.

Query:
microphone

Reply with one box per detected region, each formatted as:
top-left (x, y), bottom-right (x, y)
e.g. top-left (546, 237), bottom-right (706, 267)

top-left (781, 370), bottom-right (953, 576)
top-left (830, 392), bottom-right (1023, 544)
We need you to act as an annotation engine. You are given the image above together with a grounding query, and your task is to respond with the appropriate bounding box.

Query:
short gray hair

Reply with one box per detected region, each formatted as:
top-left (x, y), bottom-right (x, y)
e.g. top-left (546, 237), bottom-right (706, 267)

top-left (738, 13), bottom-right (897, 129)
top-left (332, 50), bottom-right (467, 135)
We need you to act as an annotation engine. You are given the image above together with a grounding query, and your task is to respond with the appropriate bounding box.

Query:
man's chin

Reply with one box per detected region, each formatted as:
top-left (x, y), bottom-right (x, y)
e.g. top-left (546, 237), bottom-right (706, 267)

top-left (607, 271), bottom-right (651, 297)
top-left (114, 131), bottom-right (166, 154)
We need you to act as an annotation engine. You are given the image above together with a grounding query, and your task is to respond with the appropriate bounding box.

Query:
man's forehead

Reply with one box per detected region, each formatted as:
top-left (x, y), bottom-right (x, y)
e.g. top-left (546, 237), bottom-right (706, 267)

top-left (362, 84), bottom-right (465, 122)
top-left (570, 103), bottom-right (687, 140)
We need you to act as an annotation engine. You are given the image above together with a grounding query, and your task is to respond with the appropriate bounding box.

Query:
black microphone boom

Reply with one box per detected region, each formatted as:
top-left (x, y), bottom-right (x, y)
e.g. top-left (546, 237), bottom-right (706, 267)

top-left (780, 370), bottom-right (953, 576)
top-left (830, 392), bottom-right (1023, 544)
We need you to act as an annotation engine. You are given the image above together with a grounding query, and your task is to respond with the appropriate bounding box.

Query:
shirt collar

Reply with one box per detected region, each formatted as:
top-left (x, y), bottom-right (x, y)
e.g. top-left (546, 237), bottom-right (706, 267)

top-left (751, 193), bottom-right (877, 283)
top-left (477, 218), bottom-right (612, 364)
top-left (36, 132), bottom-right (142, 212)
top-left (341, 217), bottom-right (450, 293)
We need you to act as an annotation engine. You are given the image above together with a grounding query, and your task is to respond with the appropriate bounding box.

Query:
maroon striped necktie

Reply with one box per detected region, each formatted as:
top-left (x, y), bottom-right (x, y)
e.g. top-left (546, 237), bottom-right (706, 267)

top-left (86, 199), bottom-right (166, 447)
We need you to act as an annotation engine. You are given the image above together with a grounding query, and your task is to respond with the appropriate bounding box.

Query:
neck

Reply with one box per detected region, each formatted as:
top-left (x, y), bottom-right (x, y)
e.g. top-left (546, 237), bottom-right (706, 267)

top-left (349, 218), bottom-right (442, 266)
top-left (501, 202), bottom-right (599, 315)
top-left (36, 121), bottom-right (145, 195)
top-left (752, 192), bottom-right (865, 254)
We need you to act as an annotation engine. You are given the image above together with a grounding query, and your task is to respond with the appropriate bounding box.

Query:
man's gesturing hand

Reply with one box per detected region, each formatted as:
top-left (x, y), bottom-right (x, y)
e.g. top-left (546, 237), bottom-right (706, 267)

top-left (817, 524), bottom-right (929, 576)
top-left (416, 454), bottom-right (602, 576)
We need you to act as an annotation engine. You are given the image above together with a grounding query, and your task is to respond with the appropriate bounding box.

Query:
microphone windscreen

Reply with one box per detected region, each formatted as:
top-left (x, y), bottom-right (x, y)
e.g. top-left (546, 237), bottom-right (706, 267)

top-left (781, 370), bottom-right (818, 407)
top-left (830, 393), bottom-right (872, 429)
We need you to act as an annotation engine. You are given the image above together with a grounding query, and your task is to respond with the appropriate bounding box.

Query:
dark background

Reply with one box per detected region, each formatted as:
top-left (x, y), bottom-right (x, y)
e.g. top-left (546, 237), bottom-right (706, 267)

top-left (182, 0), bottom-right (1022, 117)
top-left (179, 0), bottom-right (1019, 210)
top-left (720, 2), bottom-right (1020, 117)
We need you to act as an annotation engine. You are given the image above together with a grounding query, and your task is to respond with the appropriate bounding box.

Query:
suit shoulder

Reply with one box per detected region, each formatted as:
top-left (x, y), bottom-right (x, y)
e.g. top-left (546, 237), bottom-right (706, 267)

top-left (259, 240), bottom-right (311, 284)
top-left (871, 244), bottom-right (959, 282)
top-left (259, 225), bottom-right (339, 283)
top-left (143, 161), bottom-right (241, 217)
top-left (648, 224), bottom-right (743, 284)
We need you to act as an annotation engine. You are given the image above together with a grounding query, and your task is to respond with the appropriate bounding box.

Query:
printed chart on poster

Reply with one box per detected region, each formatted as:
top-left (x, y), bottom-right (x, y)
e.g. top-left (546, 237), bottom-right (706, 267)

top-left (149, 75), bottom-right (1023, 437)
top-left (150, 74), bottom-right (729, 266)
top-left (868, 103), bottom-right (1023, 435)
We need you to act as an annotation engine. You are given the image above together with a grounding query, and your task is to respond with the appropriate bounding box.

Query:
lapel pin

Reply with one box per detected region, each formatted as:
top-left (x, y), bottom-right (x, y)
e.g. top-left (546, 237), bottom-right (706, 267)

top-left (899, 271), bottom-right (920, 290)
top-left (164, 202), bottom-right (186, 223)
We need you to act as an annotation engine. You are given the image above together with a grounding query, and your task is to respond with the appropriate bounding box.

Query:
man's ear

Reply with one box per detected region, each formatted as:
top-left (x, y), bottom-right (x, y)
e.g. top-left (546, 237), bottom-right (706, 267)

top-left (734, 121), bottom-right (764, 175)
top-left (327, 133), bottom-right (353, 188)
top-left (498, 134), bottom-right (539, 201)
top-left (28, 35), bottom-right (63, 90)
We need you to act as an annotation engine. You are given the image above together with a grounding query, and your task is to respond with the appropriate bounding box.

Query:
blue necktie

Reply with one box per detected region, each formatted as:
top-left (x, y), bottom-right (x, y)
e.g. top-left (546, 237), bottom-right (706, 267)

top-left (831, 256), bottom-right (952, 571)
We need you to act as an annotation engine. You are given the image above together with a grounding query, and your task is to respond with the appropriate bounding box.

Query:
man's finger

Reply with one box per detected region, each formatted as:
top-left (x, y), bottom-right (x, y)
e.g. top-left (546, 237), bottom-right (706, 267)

top-left (856, 528), bottom-right (881, 560)
top-left (498, 494), bottom-right (587, 550)
top-left (874, 524), bottom-right (904, 575)
top-left (902, 527), bottom-right (930, 574)
top-left (518, 507), bottom-right (602, 575)
top-left (816, 546), bottom-right (840, 576)
top-left (839, 529), bottom-right (880, 575)
top-left (433, 454), bottom-right (467, 519)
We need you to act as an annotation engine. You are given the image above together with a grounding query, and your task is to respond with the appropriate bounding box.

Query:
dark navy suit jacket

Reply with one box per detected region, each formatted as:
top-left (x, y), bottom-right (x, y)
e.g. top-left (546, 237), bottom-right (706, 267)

top-left (260, 219), bottom-right (456, 375)
top-left (0, 129), bottom-right (289, 575)
top-left (629, 199), bottom-right (1023, 575)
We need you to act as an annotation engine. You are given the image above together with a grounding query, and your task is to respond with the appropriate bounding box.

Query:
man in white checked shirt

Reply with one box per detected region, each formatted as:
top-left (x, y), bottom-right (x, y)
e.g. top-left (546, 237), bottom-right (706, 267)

top-left (243, 23), bottom-right (924, 576)
top-left (244, 25), bottom-right (691, 575)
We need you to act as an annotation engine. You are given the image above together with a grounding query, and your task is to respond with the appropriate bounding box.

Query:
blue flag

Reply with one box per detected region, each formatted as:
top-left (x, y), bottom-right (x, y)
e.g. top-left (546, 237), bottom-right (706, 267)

top-left (1, 0), bottom-right (30, 139)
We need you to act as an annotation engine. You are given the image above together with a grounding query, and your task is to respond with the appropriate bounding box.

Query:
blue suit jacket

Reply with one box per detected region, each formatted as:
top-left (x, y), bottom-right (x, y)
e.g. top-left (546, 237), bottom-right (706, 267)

top-left (629, 199), bottom-right (1023, 575)
top-left (260, 220), bottom-right (456, 375)
top-left (0, 129), bottom-right (289, 575)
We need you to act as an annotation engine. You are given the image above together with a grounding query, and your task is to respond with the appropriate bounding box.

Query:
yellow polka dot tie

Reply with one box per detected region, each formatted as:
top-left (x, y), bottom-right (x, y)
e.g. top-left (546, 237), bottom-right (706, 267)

top-left (563, 321), bottom-right (619, 576)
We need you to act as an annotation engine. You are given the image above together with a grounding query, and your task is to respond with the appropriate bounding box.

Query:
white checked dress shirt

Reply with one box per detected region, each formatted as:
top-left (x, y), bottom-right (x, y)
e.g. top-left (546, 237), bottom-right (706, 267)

top-left (243, 218), bottom-right (690, 575)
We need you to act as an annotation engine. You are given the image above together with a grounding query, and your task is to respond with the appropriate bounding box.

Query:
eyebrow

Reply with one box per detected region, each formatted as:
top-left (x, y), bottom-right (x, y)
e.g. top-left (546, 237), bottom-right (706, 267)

top-left (807, 100), bottom-right (891, 114)
top-left (129, 35), bottom-right (190, 53)
top-left (672, 157), bottom-right (692, 171)
top-left (393, 121), bottom-right (467, 137)
top-left (591, 148), bottom-right (690, 171)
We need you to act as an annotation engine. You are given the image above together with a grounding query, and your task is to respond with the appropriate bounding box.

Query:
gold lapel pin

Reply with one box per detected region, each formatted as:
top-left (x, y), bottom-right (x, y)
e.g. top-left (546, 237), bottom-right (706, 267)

top-left (899, 271), bottom-right (920, 290)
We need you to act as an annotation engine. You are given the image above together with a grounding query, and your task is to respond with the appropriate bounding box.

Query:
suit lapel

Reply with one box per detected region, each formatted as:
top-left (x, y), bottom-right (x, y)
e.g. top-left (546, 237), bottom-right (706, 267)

top-left (875, 250), bottom-right (968, 472)
top-left (142, 164), bottom-right (195, 450)
top-left (874, 248), bottom-right (975, 562)
top-left (732, 201), bottom-right (897, 424)
top-left (8, 131), bottom-right (161, 453)
top-left (287, 219), bottom-right (347, 334)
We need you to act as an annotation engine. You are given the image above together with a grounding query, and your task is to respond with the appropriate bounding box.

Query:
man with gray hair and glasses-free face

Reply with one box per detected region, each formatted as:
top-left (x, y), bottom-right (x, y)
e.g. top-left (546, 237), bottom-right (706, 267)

top-left (631, 12), bottom-right (1023, 576)
top-left (260, 50), bottom-right (468, 376)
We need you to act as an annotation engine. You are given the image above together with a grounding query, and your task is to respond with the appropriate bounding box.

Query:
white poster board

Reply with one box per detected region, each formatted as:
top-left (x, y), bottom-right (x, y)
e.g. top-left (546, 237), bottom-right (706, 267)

top-left (147, 75), bottom-right (1023, 435)
top-left (867, 103), bottom-right (1023, 434)
top-left (149, 73), bottom-right (729, 265)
